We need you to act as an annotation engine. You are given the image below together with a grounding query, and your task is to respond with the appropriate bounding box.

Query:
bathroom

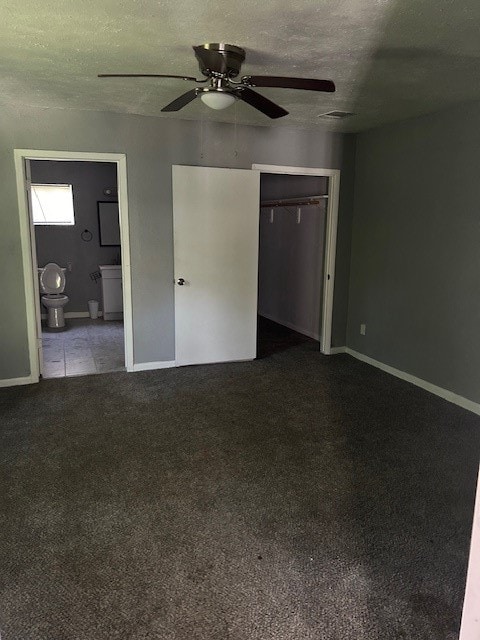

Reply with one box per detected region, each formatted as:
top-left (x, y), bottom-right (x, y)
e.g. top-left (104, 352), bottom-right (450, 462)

top-left (32, 160), bottom-right (125, 378)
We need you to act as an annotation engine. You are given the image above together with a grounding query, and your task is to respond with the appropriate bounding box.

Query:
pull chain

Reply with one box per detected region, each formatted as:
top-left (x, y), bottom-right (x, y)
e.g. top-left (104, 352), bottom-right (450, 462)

top-left (200, 111), bottom-right (205, 160)
top-left (233, 100), bottom-right (238, 159)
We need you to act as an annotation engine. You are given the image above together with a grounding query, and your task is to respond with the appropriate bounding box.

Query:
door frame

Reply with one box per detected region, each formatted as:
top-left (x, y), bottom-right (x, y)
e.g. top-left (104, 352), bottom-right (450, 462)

top-left (13, 149), bottom-right (134, 380)
top-left (252, 163), bottom-right (340, 355)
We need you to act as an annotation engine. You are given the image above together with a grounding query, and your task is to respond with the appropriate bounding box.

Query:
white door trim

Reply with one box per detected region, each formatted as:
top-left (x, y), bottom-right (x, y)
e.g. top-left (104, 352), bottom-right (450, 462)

top-left (252, 163), bottom-right (340, 355)
top-left (13, 149), bottom-right (134, 380)
top-left (22, 159), bottom-right (44, 377)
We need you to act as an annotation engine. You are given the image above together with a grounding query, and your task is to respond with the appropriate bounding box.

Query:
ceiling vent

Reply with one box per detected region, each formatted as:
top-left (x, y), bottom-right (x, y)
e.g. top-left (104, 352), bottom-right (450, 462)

top-left (317, 110), bottom-right (354, 119)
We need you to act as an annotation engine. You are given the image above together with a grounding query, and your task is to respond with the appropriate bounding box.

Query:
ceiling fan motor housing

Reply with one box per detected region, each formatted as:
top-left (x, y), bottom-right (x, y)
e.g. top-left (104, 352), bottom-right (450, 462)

top-left (194, 43), bottom-right (246, 78)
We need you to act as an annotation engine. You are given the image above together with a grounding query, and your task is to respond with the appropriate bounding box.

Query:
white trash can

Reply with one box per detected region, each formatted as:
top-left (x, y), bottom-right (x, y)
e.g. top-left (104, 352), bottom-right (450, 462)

top-left (88, 300), bottom-right (99, 319)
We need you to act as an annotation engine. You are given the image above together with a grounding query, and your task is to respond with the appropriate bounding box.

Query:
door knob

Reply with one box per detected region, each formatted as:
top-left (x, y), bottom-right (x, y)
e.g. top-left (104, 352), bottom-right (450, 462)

top-left (177, 278), bottom-right (185, 286)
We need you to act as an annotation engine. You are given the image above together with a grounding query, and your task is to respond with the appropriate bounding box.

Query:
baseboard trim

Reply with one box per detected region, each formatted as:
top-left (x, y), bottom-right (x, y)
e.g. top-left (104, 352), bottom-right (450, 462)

top-left (41, 311), bottom-right (104, 319)
top-left (0, 375), bottom-right (36, 388)
top-left (259, 313), bottom-right (320, 342)
top-left (345, 348), bottom-right (480, 417)
top-left (132, 360), bottom-right (176, 372)
top-left (329, 346), bottom-right (347, 355)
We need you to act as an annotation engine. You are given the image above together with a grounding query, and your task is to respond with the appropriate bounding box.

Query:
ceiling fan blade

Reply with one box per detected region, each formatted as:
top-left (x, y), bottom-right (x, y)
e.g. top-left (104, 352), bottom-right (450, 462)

top-left (161, 89), bottom-right (199, 112)
top-left (98, 73), bottom-right (200, 81)
top-left (244, 76), bottom-right (335, 93)
top-left (235, 86), bottom-right (288, 119)
top-left (193, 45), bottom-right (228, 75)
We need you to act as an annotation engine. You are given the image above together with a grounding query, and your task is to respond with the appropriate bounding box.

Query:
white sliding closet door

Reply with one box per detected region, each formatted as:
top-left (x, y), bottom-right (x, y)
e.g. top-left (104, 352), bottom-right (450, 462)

top-left (173, 165), bottom-right (260, 366)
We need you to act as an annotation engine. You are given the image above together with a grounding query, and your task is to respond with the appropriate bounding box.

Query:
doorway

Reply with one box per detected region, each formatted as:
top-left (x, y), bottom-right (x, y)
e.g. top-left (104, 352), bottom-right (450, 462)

top-left (257, 173), bottom-right (329, 358)
top-left (253, 164), bottom-right (340, 356)
top-left (14, 150), bottom-right (133, 382)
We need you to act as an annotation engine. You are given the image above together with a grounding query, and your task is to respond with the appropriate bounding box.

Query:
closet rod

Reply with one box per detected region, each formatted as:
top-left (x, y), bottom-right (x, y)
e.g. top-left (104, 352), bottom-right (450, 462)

top-left (260, 195), bottom-right (328, 209)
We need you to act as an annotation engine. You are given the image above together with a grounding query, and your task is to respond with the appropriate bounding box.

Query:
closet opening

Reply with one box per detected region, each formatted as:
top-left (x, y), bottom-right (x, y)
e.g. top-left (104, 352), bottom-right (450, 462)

top-left (256, 172), bottom-right (331, 359)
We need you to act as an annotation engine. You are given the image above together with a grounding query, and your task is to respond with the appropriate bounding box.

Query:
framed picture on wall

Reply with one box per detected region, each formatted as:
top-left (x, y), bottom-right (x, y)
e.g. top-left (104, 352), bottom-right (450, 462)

top-left (97, 201), bottom-right (120, 246)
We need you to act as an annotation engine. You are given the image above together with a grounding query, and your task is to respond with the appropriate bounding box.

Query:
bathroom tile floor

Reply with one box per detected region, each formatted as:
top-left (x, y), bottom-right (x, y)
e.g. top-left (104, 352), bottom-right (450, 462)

top-left (42, 319), bottom-right (125, 378)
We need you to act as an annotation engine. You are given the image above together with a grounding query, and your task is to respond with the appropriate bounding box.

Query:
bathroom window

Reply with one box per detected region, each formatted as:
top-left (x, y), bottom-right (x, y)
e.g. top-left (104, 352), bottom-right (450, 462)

top-left (31, 184), bottom-right (75, 226)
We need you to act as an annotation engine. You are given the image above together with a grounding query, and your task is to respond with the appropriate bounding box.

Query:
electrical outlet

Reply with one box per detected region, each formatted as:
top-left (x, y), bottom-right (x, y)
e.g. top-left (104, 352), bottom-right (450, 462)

top-left (360, 323), bottom-right (366, 335)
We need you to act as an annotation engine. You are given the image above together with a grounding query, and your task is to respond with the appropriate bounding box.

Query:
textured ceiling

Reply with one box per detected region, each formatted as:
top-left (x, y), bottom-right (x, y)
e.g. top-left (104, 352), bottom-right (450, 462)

top-left (1, 0), bottom-right (480, 131)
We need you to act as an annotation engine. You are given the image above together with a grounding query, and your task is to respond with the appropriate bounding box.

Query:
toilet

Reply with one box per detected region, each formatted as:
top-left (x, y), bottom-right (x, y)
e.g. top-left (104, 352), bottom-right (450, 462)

top-left (38, 263), bottom-right (69, 330)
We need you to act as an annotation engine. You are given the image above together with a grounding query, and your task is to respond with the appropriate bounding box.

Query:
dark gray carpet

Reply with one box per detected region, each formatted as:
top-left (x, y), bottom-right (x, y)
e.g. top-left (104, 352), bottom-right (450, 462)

top-left (1, 340), bottom-right (479, 639)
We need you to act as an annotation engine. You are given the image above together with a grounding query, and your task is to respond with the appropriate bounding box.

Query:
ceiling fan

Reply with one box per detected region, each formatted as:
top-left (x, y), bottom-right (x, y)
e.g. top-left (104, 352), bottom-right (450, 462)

top-left (99, 43), bottom-right (335, 119)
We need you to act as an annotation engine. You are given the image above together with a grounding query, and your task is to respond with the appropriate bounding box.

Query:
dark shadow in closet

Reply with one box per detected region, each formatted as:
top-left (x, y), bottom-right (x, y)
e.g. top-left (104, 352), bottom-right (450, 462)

top-left (256, 316), bottom-right (317, 359)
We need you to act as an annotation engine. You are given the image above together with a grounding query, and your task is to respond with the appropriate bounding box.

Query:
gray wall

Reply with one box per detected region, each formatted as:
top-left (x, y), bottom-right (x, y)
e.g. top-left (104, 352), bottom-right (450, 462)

top-left (347, 101), bottom-right (480, 404)
top-left (258, 174), bottom-right (327, 339)
top-left (0, 103), bottom-right (355, 380)
top-left (31, 160), bottom-right (119, 312)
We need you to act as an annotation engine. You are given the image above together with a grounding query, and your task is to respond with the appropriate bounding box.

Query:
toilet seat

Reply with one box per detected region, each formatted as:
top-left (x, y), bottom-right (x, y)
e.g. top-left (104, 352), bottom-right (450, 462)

top-left (39, 263), bottom-right (66, 294)
top-left (38, 263), bottom-right (69, 330)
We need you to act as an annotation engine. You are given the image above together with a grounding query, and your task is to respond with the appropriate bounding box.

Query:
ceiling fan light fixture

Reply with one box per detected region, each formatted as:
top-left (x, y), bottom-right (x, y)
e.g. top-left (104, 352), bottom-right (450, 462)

top-left (200, 91), bottom-right (236, 110)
